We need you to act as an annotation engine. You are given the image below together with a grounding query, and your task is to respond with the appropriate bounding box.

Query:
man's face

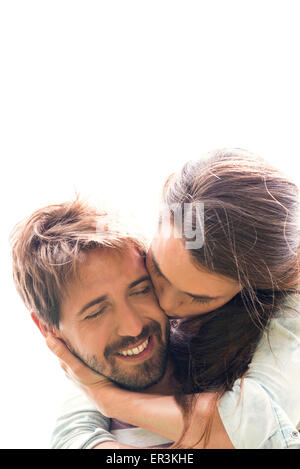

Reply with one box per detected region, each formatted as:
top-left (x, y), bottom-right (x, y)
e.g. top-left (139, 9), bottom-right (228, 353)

top-left (57, 246), bottom-right (169, 391)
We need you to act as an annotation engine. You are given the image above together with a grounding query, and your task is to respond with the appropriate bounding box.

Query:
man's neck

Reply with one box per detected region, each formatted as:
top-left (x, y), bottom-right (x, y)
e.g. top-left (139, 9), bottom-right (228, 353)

top-left (142, 359), bottom-right (174, 395)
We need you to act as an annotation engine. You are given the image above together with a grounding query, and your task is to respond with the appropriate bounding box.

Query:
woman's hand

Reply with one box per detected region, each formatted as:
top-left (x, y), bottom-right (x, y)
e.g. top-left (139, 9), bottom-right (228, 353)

top-left (45, 334), bottom-right (115, 416)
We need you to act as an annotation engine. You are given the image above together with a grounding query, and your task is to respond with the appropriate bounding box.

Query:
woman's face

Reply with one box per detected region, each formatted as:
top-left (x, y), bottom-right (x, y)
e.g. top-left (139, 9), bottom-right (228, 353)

top-left (146, 234), bottom-right (242, 318)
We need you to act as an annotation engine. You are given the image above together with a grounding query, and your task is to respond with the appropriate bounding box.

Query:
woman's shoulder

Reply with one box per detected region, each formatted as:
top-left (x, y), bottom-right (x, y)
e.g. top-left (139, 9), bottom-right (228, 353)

top-left (264, 293), bottom-right (300, 341)
top-left (272, 292), bottom-right (300, 320)
top-left (254, 292), bottom-right (300, 357)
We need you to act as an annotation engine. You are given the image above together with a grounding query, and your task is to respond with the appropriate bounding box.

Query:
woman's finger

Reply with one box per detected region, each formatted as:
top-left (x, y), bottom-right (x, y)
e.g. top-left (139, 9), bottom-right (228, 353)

top-left (45, 333), bottom-right (103, 386)
top-left (45, 334), bottom-right (77, 367)
top-left (59, 359), bottom-right (68, 372)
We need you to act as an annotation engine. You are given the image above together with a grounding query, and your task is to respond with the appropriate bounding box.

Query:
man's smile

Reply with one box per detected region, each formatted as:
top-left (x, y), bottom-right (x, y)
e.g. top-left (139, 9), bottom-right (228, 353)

top-left (114, 335), bottom-right (154, 362)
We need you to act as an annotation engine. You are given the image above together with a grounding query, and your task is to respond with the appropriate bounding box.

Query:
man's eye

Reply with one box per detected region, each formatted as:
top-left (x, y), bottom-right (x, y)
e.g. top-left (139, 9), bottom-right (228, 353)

top-left (86, 308), bottom-right (106, 320)
top-left (132, 286), bottom-right (152, 296)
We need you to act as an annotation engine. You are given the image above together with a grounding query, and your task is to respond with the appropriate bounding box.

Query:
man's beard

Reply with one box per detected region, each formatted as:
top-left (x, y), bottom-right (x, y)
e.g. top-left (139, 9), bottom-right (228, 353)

top-left (66, 320), bottom-right (170, 391)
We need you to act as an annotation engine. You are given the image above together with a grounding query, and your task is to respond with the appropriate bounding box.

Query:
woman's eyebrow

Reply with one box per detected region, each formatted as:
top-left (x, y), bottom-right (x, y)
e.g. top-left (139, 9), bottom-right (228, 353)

top-left (150, 252), bottom-right (170, 282)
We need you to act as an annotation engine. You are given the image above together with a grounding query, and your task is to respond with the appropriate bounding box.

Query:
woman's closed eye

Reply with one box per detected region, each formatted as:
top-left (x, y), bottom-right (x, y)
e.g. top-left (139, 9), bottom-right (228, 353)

top-left (190, 296), bottom-right (212, 304)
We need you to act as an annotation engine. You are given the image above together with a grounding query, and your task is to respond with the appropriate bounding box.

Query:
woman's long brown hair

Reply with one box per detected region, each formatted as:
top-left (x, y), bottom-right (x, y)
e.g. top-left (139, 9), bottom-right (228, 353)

top-left (163, 148), bottom-right (300, 448)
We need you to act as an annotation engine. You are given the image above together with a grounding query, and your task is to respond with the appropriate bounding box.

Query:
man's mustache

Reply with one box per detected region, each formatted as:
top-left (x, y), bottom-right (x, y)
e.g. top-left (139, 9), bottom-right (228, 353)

top-left (104, 321), bottom-right (163, 358)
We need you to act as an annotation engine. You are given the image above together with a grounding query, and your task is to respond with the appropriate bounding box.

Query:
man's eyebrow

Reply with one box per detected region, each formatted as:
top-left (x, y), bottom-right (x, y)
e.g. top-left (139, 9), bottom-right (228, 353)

top-left (129, 275), bottom-right (151, 289)
top-left (77, 295), bottom-right (108, 317)
top-left (77, 276), bottom-right (150, 317)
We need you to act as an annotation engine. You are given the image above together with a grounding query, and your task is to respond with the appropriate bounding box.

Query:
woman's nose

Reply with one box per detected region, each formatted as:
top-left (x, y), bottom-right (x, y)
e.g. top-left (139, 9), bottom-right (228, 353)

top-left (157, 286), bottom-right (180, 315)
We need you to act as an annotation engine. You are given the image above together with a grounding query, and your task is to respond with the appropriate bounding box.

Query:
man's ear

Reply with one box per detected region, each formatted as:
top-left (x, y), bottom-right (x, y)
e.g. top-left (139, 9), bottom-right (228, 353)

top-left (31, 312), bottom-right (57, 338)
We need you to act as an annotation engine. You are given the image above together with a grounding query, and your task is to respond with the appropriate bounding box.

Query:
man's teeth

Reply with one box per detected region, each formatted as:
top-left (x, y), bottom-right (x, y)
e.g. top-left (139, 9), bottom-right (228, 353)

top-left (118, 338), bottom-right (149, 356)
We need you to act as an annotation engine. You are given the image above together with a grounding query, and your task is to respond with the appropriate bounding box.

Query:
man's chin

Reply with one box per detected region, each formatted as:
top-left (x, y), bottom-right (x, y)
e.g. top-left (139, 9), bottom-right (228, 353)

top-left (107, 350), bottom-right (169, 391)
top-left (68, 323), bottom-right (170, 392)
top-left (110, 367), bottom-right (166, 392)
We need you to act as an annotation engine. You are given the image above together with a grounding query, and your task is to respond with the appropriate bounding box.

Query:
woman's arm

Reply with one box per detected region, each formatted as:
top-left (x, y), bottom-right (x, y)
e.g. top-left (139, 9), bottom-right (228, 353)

top-left (94, 387), bottom-right (234, 448)
top-left (52, 378), bottom-right (232, 449)
top-left (46, 336), bottom-right (233, 448)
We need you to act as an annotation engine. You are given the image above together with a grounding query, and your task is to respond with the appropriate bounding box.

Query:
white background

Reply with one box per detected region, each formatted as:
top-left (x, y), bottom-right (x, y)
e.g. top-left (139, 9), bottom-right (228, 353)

top-left (0, 1), bottom-right (300, 448)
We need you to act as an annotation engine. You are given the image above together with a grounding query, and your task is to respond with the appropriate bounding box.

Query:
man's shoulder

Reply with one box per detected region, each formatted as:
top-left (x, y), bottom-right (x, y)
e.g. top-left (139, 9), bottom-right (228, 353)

top-left (110, 418), bottom-right (173, 448)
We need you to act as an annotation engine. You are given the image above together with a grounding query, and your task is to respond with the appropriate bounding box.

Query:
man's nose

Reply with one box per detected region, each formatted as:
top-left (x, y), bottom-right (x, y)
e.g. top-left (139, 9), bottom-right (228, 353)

top-left (116, 303), bottom-right (144, 337)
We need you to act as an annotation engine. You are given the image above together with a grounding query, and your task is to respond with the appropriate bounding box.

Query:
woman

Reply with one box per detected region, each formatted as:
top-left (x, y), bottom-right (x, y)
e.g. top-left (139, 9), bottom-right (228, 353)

top-left (47, 148), bottom-right (300, 449)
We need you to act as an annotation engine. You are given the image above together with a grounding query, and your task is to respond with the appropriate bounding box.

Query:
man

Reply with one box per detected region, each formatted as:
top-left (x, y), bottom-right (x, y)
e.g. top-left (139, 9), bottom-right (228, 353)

top-left (10, 198), bottom-right (300, 449)
top-left (10, 198), bottom-right (233, 448)
top-left (44, 244), bottom-right (175, 448)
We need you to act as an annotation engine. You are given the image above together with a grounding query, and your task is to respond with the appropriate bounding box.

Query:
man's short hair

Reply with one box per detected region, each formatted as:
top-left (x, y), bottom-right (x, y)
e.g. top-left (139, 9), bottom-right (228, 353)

top-left (10, 197), bottom-right (147, 328)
